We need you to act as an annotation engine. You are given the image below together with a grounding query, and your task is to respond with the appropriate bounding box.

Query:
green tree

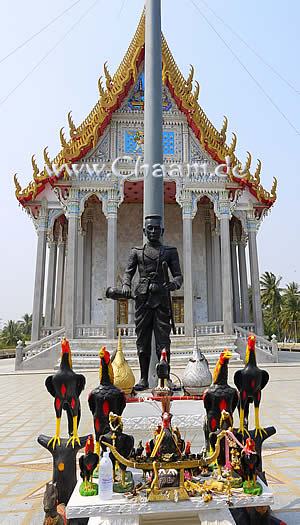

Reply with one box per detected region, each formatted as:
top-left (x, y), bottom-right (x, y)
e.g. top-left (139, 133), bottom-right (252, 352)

top-left (0, 320), bottom-right (22, 347)
top-left (280, 282), bottom-right (300, 342)
top-left (260, 272), bottom-right (283, 338)
top-left (21, 313), bottom-right (32, 337)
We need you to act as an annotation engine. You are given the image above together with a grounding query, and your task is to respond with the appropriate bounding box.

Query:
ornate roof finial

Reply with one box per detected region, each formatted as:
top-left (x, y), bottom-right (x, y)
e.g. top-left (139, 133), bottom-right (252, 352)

top-left (31, 155), bottom-right (40, 181)
top-left (254, 159), bottom-right (261, 186)
top-left (186, 64), bottom-right (194, 92)
top-left (67, 111), bottom-right (77, 139)
top-left (98, 76), bottom-right (105, 98)
top-left (228, 132), bottom-right (237, 155)
top-left (271, 177), bottom-right (277, 199)
top-left (220, 116), bottom-right (228, 140)
top-left (193, 80), bottom-right (200, 102)
top-left (14, 173), bottom-right (21, 197)
top-left (59, 127), bottom-right (68, 148)
top-left (43, 147), bottom-right (52, 172)
top-left (244, 151), bottom-right (252, 172)
top-left (104, 61), bottom-right (113, 90)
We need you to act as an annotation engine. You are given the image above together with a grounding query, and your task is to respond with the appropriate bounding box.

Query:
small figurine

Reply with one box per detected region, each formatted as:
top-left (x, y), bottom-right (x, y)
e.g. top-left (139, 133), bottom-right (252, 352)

top-left (88, 347), bottom-right (126, 456)
top-left (234, 335), bottom-right (269, 437)
top-left (184, 441), bottom-right (191, 457)
top-left (203, 350), bottom-right (238, 451)
top-left (112, 331), bottom-right (135, 395)
top-left (101, 413), bottom-right (134, 491)
top-left (182, 331), bottom-right (212, 395)
top-left (150, 411), bottom-right (183, 459)
top-left (240, 437), bottom-right (262, 495)
top-left (156, 349), bottom-right (170, 389)
top-left (43, 482), bottom-right (64, 525)
top-left (145, 441), bottom-right (152, 458)
top-left (210, 410), bottom-right (233, 475)
top-left (45, 338), bottom-right (86, 449)
top-left (79, 435), bottom-right (99, 496)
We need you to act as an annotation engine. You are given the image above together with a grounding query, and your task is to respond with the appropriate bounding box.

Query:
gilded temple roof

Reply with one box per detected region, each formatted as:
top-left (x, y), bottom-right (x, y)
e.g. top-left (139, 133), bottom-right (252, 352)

top-left (14, 12), bottom-right (277, 207)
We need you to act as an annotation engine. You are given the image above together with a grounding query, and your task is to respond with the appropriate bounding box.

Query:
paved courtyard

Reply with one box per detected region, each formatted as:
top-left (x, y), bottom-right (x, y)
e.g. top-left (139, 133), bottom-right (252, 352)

top-left (0, 357), bottom-right (299, 524)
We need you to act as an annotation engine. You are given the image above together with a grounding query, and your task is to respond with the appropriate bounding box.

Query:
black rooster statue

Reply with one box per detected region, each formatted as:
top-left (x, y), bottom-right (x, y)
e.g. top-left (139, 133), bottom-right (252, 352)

top-left (234, 335), bottom-right (269, 437)
top-left (203, 349), bottom-right (238, 450)
top-left (156, 348), bottom-right (170, 389)
top-left (88, 347), bottom-right (126, 456)
top-left (45, 338), bottom-right (86, 449)
top-left (79, 435), bottom-right (99, 495)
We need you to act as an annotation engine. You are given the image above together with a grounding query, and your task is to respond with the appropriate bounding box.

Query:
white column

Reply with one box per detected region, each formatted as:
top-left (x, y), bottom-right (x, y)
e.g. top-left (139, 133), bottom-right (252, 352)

top-left (205, 215), bottom-right (214, 321)
top-left (84, 221), bottom-right (92, 325)
top-left (76, 227), bottom-right (85, 325)
top-left (238, 238), bottom-right (250, 323)
top-left (65, 190), bottom-right (79, 339)
top-left (106, 202), bottom-right (118, 339)
top-left (219, 205), bottom-right (233, 334)
top-left (212, 223), bottom-right (222, 321)
top-left (182, 203), bottom-right (194, 336)
top-left (247, 218), bottom-right (264, 335)
top-left (44, 238), bottom-right (57, 330)
top-left (31, 206), bottom-right (48, 341)
top-left (231, 241), bottom-right (241, 323)
top-left (54, 234), bottom-right (66, 327)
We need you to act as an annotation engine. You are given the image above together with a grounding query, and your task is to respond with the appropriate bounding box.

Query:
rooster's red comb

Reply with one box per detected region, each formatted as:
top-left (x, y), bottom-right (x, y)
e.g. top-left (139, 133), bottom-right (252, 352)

top-left (61, 338), bottom-right (70, 353)
top-left (248, 335), bottom-right (256, 349)
top-left (99, 346), bottom-right (110, 365)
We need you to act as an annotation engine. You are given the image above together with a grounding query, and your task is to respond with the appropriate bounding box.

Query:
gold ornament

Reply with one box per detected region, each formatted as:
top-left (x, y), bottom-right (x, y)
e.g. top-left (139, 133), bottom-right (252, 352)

top-left (112, 331), bottom-right (135, 395)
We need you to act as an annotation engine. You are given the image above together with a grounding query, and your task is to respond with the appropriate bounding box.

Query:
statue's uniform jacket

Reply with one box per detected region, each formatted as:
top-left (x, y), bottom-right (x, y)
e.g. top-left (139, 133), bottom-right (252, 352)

top-left (122, 243), bottom-right (183, 357)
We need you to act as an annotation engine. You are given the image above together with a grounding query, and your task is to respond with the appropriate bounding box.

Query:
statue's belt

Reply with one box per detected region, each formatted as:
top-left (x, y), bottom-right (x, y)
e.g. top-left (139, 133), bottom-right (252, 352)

top-left (135, 276), bottom-right (167, 295)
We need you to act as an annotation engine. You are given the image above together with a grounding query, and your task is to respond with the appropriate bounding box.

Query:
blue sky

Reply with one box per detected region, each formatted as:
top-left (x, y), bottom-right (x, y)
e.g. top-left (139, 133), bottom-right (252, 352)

top-left (0, 0), bottom-right (299, 321)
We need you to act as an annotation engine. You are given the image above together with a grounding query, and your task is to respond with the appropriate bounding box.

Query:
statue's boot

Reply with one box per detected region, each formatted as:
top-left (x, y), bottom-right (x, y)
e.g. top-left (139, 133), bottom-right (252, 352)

top-left (134, 354), bottom-right (150, 391)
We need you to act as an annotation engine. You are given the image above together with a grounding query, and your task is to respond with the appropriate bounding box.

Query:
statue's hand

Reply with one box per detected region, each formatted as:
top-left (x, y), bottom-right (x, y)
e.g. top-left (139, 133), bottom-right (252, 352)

top-left (122, 284), bottom-right (131, 298)
top-left (163, 280), bottom-right (177, 292)
top-left (149, 283), bottom-right (160, 293)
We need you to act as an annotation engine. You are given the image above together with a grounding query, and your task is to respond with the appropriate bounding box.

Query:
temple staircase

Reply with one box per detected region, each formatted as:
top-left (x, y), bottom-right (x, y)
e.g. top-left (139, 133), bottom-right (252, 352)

top-left (68, 333), bottom-right (240, 370)
top-left (15, 323), bottom-right (278, 371)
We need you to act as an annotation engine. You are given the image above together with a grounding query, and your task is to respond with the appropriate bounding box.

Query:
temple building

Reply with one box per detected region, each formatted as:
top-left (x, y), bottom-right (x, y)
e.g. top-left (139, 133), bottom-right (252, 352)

top-left (14, 14), bottom-right (277, 351)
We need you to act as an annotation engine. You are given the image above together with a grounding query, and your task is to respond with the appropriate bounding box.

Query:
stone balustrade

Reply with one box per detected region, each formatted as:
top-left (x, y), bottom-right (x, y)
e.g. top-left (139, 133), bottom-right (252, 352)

top-left (234, 323), bottom-right (255, 333)
top-left (15, 327), bottom-right (65, 370)
top-left (75, 325), bottom-right (106, 338)
top-left (41, 326), bottom-right (63, 337)
top-left (234, 325), bottom-right (278, 363)
top-left (195, 322), bottom-right (224, 335)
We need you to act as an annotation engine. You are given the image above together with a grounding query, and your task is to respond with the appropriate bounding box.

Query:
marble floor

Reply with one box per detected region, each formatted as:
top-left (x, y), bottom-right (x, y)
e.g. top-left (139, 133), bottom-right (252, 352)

top-left (0, 359), bottom-right (299, 524)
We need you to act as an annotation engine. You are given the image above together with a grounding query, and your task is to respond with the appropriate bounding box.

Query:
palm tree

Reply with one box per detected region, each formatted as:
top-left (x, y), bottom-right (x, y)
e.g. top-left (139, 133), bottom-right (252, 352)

top-left (260, 272), bottom-right (283, 337)
top-left (21, 313), bottom-right (32, 337)
top-left (280, 282), bottom-right (300, 342)
top-left (0, 320), bottom-right (22, 347)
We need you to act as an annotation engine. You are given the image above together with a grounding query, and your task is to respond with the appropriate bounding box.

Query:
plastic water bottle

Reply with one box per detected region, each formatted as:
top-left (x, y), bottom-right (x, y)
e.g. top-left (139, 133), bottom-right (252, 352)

top-left (98, 451), bottom-right (113, 500)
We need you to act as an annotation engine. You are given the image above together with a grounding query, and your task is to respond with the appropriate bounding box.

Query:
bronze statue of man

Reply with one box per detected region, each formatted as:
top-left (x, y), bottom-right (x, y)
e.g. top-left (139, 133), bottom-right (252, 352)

top-left (122, 216), bottom-right (183, 391)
